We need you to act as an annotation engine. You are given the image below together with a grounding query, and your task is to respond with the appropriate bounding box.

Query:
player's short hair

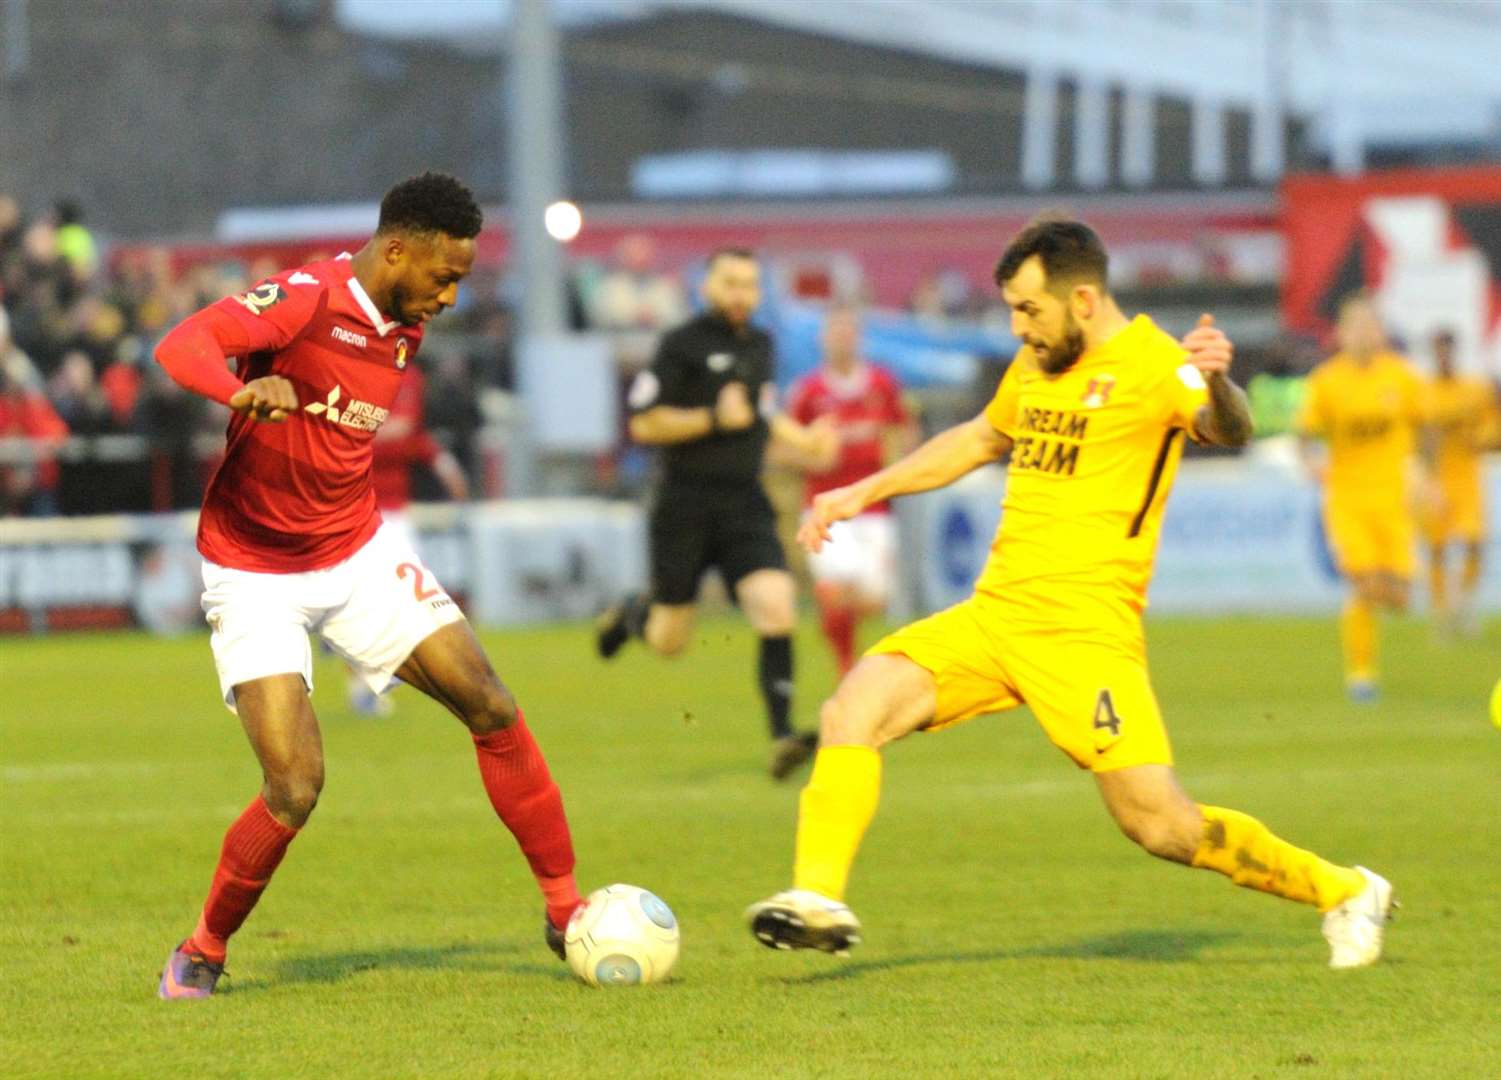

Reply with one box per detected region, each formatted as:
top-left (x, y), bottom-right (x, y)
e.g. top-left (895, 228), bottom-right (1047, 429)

top-left (994, 218), bottom-right (1108, 295)
top-left (377, 172), bottom-right (483, 240)
top-left (707, 246), bottom-right (757, 270)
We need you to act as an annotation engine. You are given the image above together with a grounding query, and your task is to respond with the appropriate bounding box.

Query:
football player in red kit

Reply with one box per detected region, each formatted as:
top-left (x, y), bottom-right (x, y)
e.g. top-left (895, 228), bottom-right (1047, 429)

top-left (152, 173), bottom-right (582, 998)
top-left (348, 362), bottom-right (471, 715)
top-left (786, 306), bottom-right (915, 673)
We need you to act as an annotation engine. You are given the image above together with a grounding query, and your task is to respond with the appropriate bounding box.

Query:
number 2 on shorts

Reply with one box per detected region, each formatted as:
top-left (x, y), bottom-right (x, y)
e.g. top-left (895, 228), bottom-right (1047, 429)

top-left (396, 561), bottom-right (440, 602)
top-left (1092, 689), bottom-right (1123, 737)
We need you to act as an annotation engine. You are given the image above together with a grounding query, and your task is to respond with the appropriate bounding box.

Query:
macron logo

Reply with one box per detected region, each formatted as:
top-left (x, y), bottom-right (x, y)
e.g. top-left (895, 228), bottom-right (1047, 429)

top-left (289, 272), bottom-right (320, 286)
top-left (331, 326), bottom-right (368, 348)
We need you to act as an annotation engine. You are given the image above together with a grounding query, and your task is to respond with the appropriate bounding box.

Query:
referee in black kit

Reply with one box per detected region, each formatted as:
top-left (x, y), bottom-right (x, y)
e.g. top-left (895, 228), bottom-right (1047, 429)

top-left (596, 248), bottom-right (838, 780)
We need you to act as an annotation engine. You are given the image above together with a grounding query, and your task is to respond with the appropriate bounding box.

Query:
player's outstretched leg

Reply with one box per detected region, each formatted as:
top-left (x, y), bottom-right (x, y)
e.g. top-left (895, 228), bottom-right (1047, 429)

top-left (398, 623), bottom-right (582, 954)
top-left (747, 654), bottom-right (936, 953)
top-left (1096, 765), bottom-right (1394, 969)
top-left (160, 675), bottom-right (318, 999)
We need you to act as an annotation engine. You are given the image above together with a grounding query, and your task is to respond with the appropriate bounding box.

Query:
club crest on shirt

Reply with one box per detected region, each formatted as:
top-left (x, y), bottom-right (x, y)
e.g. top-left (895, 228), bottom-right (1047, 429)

top-left (395, 338), bottom-right (409, 369)
top-left (707, 352), bottom-right (734, 372)
top-left (1080, 374), bottom-right (1116, 408)
top-left (233, 281), bottom-right (287, 316)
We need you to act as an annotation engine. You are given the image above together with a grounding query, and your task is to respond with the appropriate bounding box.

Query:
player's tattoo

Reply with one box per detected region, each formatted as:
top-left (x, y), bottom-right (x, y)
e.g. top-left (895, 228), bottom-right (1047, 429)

top-left (1197, 374), bottom-right (1253, 448)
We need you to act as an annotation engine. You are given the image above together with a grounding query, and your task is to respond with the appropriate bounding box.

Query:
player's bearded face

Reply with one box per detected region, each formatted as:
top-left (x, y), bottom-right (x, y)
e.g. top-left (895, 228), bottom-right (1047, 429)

top-left (704, 257), bottom-right (761, 327)
top-left (1033, 307), bottom-right (1086, 374)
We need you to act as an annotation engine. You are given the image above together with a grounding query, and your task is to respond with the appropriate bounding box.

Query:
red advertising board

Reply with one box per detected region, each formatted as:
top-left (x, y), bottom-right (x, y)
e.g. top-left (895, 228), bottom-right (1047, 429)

top-left (1282, 167), bottom-right (1501, 373)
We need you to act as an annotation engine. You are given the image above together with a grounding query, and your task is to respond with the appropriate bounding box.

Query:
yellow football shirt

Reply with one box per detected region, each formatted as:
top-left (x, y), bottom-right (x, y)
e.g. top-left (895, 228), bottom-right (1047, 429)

top-left (1298, 351), bottom-right (1423, 508)
top-left (979, 315), bottom-right (1207, 630)
top-left (1426, 375), bottom-right (1497, 489)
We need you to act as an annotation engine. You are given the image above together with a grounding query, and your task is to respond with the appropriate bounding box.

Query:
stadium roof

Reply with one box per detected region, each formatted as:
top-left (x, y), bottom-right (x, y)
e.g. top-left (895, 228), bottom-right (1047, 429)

top-left (338, 0), bottom-right (1501, 151)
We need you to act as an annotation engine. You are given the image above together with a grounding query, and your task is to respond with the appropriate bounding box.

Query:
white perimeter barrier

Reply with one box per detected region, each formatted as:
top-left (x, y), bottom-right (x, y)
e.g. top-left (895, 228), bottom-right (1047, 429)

top-left (3, 460), bottom-right (1499, 633)
top-left (895, 458), bottom-right (1501, 617)
top-left (0, 501), bottom-right (647, 634)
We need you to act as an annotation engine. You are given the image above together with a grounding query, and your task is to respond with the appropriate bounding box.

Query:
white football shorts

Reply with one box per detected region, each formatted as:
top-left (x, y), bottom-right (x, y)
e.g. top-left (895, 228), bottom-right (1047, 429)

top-left (806, 512), bottom-right (897, 604)
top-left (200, 521), bottom-right (464, 712)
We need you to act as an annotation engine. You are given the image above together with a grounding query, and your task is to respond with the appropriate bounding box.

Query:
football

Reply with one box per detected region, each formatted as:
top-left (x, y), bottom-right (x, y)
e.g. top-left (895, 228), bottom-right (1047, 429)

top-left (565, 884), bottom-right (680, 987)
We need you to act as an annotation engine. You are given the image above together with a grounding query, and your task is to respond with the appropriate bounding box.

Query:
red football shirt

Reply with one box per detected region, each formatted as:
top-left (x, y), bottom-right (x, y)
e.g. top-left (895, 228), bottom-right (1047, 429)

top-left (786, 362), bottom-right (908, 513)
top-left (196, 256), bottom-right (424, 572)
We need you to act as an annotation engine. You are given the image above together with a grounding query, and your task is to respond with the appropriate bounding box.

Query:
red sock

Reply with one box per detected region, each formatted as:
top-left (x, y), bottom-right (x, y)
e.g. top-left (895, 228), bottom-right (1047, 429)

top-left (473, 711), bottom-right (582, 929)
top-left (187, 796), bottom-right (299, 964)
top-left (818, 598), bottom-right (857, 674)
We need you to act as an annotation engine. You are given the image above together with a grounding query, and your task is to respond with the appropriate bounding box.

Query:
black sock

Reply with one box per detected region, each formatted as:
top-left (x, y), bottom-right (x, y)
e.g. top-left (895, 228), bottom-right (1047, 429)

top-left (624, 594), bottom-right (650, 638)
top-left (758, 635), bottom-right (794, 739)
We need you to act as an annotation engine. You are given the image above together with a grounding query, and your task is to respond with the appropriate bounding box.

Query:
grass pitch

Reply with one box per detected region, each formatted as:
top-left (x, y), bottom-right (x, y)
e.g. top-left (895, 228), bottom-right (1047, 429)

top-left (3, 615), bottom-right (1498, 1078)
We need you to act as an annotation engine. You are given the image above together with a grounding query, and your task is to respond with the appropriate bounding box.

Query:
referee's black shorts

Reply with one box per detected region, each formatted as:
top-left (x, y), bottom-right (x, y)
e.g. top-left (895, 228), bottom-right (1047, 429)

top-left (648, 480), bottom-right (787, 605)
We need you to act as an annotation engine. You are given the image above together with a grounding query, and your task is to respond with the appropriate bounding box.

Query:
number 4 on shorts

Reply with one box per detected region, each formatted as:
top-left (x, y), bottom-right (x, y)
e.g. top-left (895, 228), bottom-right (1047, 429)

top-left (1093, 689), bottom-right (1123, 737)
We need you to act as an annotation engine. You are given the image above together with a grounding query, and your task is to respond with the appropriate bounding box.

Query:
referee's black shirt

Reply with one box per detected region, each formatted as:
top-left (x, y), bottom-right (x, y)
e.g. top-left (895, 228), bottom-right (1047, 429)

top-left (627, 310), bottom-right (774, 486)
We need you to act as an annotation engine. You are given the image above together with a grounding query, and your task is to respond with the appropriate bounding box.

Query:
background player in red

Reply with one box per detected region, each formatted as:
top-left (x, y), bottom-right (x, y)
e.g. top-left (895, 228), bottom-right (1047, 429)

top-left (349, 362), bottom-right (471, 715)
top-left (150, 173), bottom-right (583, 998)
top-left (785, 305), bottom-right (916, 674)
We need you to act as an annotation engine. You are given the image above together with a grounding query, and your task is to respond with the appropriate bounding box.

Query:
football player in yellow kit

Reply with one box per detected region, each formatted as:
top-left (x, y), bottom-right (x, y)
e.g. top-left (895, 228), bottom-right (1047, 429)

top-left (746, 220), bottom-right (1393, 970)
top-left (1298, 295), bottom-right (1425, 700)
top-left (1423, 329), bottom-right (1500, 636)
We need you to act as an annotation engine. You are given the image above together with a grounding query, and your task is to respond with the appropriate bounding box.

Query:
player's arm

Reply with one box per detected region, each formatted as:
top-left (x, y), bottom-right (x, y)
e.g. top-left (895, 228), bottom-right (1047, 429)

top-left (797, 414), bottom-right (1010, 553)
top-left (432, 448), bottom-right (470, 501)
top-left (1181, 315), bottom-right (1252, 448)
top-left (626, 334), bottom-right (740, 445)
top-left (154, 286), bottom-right (308, 421)
top-left (767, 412), bottom-right (839, 471)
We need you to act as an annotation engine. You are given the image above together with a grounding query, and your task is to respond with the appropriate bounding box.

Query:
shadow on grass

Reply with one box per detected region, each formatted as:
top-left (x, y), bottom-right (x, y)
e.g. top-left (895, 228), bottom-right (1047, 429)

top-left (224, 940), bottom-right (576, 993)
top-left (774, 927), bottom-right (1241, 985)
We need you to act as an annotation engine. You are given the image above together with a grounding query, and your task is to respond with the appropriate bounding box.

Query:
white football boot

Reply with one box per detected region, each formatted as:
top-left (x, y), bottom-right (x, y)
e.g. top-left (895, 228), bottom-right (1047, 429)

top-left (1321, 866), bottom-right (1395, 969)
top-left (746, 889), bottom-right (862, 955)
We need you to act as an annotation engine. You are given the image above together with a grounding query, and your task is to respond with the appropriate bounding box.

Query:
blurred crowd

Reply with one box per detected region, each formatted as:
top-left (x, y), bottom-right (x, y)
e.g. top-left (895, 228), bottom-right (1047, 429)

top-left (0, 196), bottom-right (514, 517)
top-left (0, 192), bottom-right (1068, 519)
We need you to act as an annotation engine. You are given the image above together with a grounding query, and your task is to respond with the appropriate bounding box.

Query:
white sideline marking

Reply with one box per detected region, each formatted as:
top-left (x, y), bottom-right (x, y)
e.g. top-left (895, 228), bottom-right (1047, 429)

top-left (1, 761), bottom-right (165, 783)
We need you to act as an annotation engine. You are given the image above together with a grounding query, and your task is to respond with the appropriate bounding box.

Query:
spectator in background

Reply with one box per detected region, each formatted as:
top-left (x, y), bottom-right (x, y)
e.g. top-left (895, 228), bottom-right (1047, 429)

top-left (49, 350), bottom-right (113, 435)
top-left (52, 199), bottom-right (99, 282)
top-left (1246, 335), bottom-right (1316, 437)
top-left (585, 234), bottom-right (687, 332)
top-left (134, 359), bottom-right (210, 512)
top-left (909, 266), bottom-right (975, 325)
top-left (424, 347), bottom-right (483, 482)
top-left (0, 194), bottom-right (22, 277)
top-left (0, 331), bottom-right (69, 516)
top-left (101, 336), bottom-right (147, 429)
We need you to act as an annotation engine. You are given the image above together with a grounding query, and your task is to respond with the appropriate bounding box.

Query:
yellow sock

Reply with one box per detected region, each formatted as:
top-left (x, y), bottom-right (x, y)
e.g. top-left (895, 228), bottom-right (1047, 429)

top-left (793, 746), bottom-right (881, 901)
top-left (1340, 597), bottom-right (1377, 683)
top-left (1192, 805), bottom-right (1365, 912)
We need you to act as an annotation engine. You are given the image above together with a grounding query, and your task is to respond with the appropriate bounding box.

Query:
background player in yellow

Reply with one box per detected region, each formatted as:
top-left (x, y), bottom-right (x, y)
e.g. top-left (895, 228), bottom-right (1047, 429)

top-left (1422, 328), bottom-right (1500, 637)
top-left (745, 220), bottom-right (1394, 970)
top-left (1298, 294), bottom-right (1425, 701)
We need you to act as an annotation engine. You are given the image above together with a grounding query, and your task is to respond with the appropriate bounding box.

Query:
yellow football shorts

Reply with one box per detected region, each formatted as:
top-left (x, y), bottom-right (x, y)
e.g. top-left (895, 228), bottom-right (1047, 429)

top-left (1324, 498), bottom-right (1415, 577)
top-left (1423, 474), bottom-right (1485, 545)
top-left (866, 593), bottom-right (1172, 772)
